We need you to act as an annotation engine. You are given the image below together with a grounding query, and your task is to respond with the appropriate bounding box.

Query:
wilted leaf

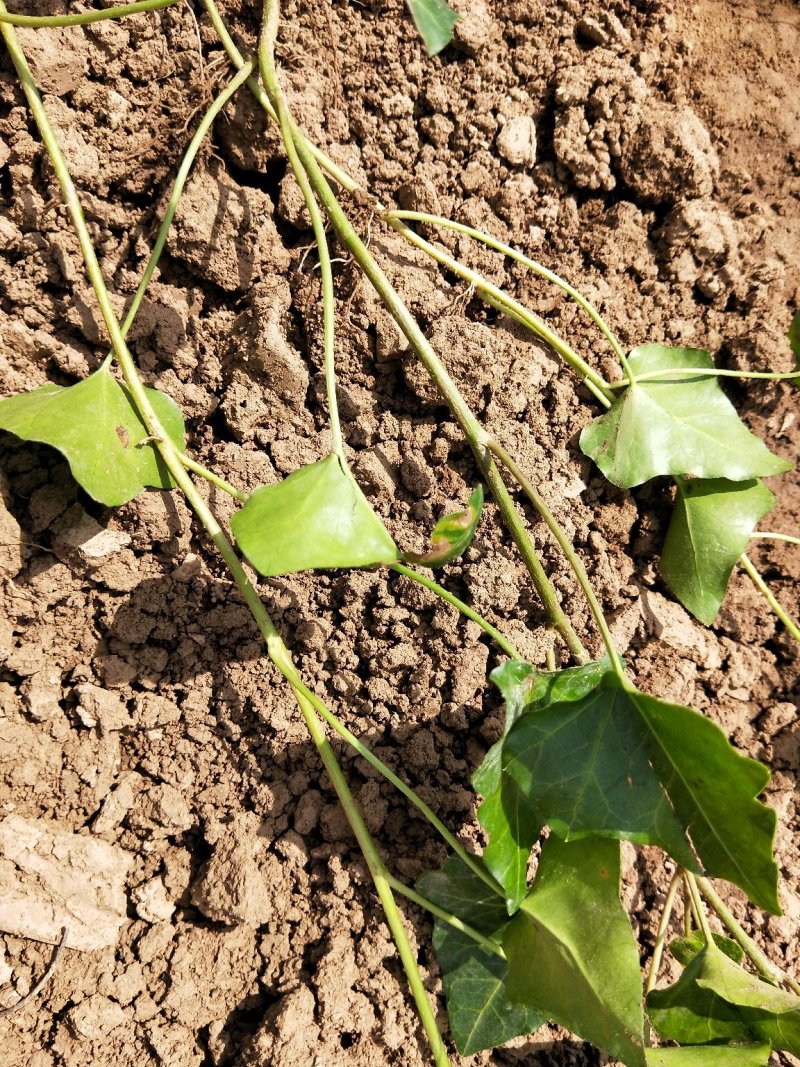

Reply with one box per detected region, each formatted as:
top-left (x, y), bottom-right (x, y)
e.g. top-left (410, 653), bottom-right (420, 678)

top-left (579, 345), bottom-right (792, 488)
top-left (505, 836), bottom-right (646, 1067)
top-left (231, 453), bottom-right (399, 577)
top-left (660, 477), bottom-right (776, 625)
top-left (0, 365), bottom-right (184, 506)
top-left (403, 485), bottom-right (483, 567)
top-left (405, 0), bottom-right (460, 55)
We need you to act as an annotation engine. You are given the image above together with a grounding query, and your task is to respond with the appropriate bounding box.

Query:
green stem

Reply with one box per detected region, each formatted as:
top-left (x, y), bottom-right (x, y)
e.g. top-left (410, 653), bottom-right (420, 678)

top-left (645, 870), bottom-right (683, 996)
top-left (387, 209), bottom-right (630, 374)
top-left (684, 872), bottom-right (714, 946)
top-left (739, 553), bottom-right (800, 644)
top-left (178, 453), bottom-right (248, 502)
top-left (607, 367), bottom-right (800, 387)
top-left (696, 876), bottom-right (800, 995)
top-left (385, 873), bottom-right (506, 960)
top-left (0, 0), bottom-right (179, 26)
top-left (488, 438), bottom-right (623, 676)
top-left (286, 125), bottom-right (588, 662)
top-left (257, 2), bottom-right (343, 459)
top-left (753, 531), bottom-right (800, 547)
top-left (384, 216), bottom-right (614, 407)
top-left (390, 562), bottom-right (522, 659)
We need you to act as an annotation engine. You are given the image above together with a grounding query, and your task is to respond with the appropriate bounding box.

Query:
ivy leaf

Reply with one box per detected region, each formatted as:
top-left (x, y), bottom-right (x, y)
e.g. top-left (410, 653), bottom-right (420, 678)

top-left (649, 943), bottom-right (800, 1055)
top-left (405, 0), bottom-right (460, 55)
top-left (496, 671), bottom-right (779, 913)
top-left (645, 1044), bottom-right (771, 1066)
top-left (788, 311), bottom-right (800, 371)
top-left (579, 345), bottom-right (792, 488)
top-left (231, 453), bottom-right (399, 577)
top-left (416, 856), bottom-right (546, 1054)
top-left (504, 836), bottom-right (646, 1067)
top-left (0, 365), bottom-right (184, 506)
top-left (473, 659), bottom-right (610, 911)
top-left (660, 477), bottom-right (776, 625)
top-left (403, 485), bottom-right (483, 568)
top-left (670, 929), bottom-right (744, 967)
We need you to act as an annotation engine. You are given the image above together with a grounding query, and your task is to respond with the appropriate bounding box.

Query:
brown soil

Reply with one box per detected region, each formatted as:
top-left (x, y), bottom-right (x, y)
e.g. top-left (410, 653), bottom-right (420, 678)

top-left (0, 1), bottom-right (798, 1065)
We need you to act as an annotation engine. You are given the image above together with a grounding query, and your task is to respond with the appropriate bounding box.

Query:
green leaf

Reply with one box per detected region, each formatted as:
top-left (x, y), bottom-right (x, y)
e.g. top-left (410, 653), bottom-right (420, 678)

top-left (660, 477), bottom-right (776, 625)
top-left (670, 929), bottom-right (744, 967)
top-left (788, 311), bottom-right (800, 369)
top-left (405, 0), bottom-right (460, 55)
top-left (230, 453), bottom-right (399, 577)
top-left (646, 1044), bottom-right (771, 1066)
top-left (579, 345), bottom-right (792, 488)
top-left (403, 485), bottom-right (483, 568)
top-left (499, 672), bottom-right (779, 913)
top-left (0, 365), bottom-right (184, 506)
top-left (649, 943), bottom-right (800, 1054)
top-left (416, 856), bottom-right (546, 1054)
top-left (505, 836), bottom-right (646, 1067)
top-left (473, 659), bottom-right (611, 911)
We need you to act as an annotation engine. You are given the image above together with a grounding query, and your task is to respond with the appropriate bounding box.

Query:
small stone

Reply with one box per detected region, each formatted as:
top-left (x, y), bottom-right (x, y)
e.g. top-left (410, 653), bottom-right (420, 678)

top-left (51, 505), bottom-right (132, 566)
top-left (74, 683), bottom-right (134, 733)
top-left (132, 877), bottom-right (175, 923)
top-left (496, 116), bottom-right (537, 167)
top-left (66, 994), bottom-right (127, 1039)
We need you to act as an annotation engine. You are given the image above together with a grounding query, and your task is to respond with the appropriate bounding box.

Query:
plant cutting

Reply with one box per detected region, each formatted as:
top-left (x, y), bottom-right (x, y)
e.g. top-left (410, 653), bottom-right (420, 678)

top-left (0, 2), bottom-right (798, 1064)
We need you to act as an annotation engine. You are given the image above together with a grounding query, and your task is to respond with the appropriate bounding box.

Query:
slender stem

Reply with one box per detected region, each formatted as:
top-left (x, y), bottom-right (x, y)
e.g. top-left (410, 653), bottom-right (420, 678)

top-left (739, 553), bottom-right (800, 644)
top-left (286, 123), bottom-right (588, 662)
top-left (607, 367), bottom-right (800, 387)
top-left (385, 217), bottom-right (614, 407)
top-left (696, 876), bottom-right (800, 995)
top-left (178, 453), bottom-right (248, 502)
top-left (645, 870), bottom-right (683, 995)
top-left (385, 873), bottom-right (506, 960)
top-left (684, 872), bottom-right (714, 945)
top-left (753, 532), bottom-right (800, 547)
top-left (257, 3), bottom-right (342, 459)
top-left (0, 0), bottom-right (179, 26)
top-left (387, 210), bottom-right (629, 372)
top-left (390, 562), bottom-right (522, 659)
top-left (488, 438), bottom-right (623, 676)
top-left (0, 926), bottom-right (67, 1017)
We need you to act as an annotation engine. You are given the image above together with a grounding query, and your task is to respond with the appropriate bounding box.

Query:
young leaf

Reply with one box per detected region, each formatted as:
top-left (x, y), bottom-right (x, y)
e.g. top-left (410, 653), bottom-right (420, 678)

top-left (579, 345), bottom-right (792, 488)
top-left (230, 453), bottom-right (399, 577)
top-left (649, 942), bottom-right (800, 1055)
top-left (403, 485), bottom-right (483, 568)
top-left (417, 856), bottom-right (546, 1054)
top-left (499, 672), bottom-right (779, 913)
top-left (473, 659), bottom-right (612, 910)
top-left (660, 477), bottom-right (776, 625)
top-left (646, 1044), bottom-right (771, 1066)
top-left (504, 836), bottom-right (646, 1067)
top-left (670, 929), bottom-right (745, 967)
top-left (0, 366), bottom-right (184, 506)
top-left (405, 0), bottom-right (460, 56)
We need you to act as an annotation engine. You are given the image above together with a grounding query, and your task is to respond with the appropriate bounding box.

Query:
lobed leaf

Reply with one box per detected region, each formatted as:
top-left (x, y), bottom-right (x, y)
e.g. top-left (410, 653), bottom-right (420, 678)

top-left (660, 477), bottom-right (776, 625)
top-left (579, 345), bottom-right (792, 488)
top-left (504, 836), bottom-right (646, 1067)
top-left (645, 1044), bottom-right (771, 1066)
top-left (403, 485), bottom-right (483, 568)
top-left (405, 0), bottom-right (460, 55)
top-left (0, 365), bottom-right (184, 506)
top-left (230, 453), bottom-right (399, 577)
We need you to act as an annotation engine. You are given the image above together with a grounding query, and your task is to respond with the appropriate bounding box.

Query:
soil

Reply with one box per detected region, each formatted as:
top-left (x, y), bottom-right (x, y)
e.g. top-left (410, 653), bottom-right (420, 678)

top-left (0, 1), bottom-right (798, 1065)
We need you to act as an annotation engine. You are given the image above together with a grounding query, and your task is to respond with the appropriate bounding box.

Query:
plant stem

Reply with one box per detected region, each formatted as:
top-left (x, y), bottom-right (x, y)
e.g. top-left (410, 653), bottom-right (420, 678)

top-left (385, 873), bottom-right (506, 960)
top-left (487, 438), bottom-right (624, 676)
top-left (385, 215), bottom-right (614, 407)
top-left (645, 870), bottom-right (683, 996)
top-left (684, 872), bottom-right (714, 946)
top-left (178, 453), bottom-right (248, 502)
top-left (607, 367), bottom-right (800, 387)
top-left (739, 553), bottom-right (800, 644)
top-left (257, 1), bottom-right (343, 460)
top-left (0, 0), bottom-right (179, 26)
top-left (696, 876), bottom-right (800, 995)
top-left (390, 562), bottom-right (522, 659)
top-left (387, 210), bottom-right (630, 374)
top-left (753, 532), bottom-right (800, 547)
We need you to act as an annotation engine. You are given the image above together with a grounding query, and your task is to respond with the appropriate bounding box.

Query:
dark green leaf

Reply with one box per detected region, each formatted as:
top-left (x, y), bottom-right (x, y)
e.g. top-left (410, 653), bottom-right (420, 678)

top-left (505, 836), bottom-right (646, 1067)
top-left (646, 1044), bottom-right (771, 1066)
top-left (579, 345), bottom-right (792, 488)
top-left (403, 485), bottom-right (483, 567)
top-left (230, 453), bottom-right (399, 577)
top-left (649, 943), bottom-right (800, 1054)
top-left (417, 856), bottom-right (546, 1054)
top-left (661, 477), bottom-right (776, 625)
top-left (405, 0), bottom-right (460, 55)
top-left (0, 365), bottom-right (184, 506)
top-left (499, 672), bottom-right (778, 913)
top-left (788, 311), bottom-right (800, 369)
top-left (670, 929), bottom-right (744, 967)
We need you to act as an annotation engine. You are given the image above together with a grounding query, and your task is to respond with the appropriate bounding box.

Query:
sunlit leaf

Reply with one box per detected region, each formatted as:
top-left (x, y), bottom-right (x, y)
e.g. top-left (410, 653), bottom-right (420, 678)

top-left (646, 1043), bottom-right (771, 1066)
top-left (580, 345), bottom-right (792, 488)
top-left (0, 365), bottom-right (184, 506)
top-left (405, 0), bottom-right (460, 55)
top-left (403, 485), bottom-right (483, 568)
top-left (416, 856), bottom-right (546, 1054)
top-left (231, 453), bottom-right (399, 577)
top-left (660, 477), bottom-right (776, 625)
top-left (505, 836), bottom-right (646, 1067)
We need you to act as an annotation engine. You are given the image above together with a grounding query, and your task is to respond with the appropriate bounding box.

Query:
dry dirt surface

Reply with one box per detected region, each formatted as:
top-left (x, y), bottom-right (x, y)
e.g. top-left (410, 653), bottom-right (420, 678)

top-left (1, 1), bottom-right (799, 1065)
